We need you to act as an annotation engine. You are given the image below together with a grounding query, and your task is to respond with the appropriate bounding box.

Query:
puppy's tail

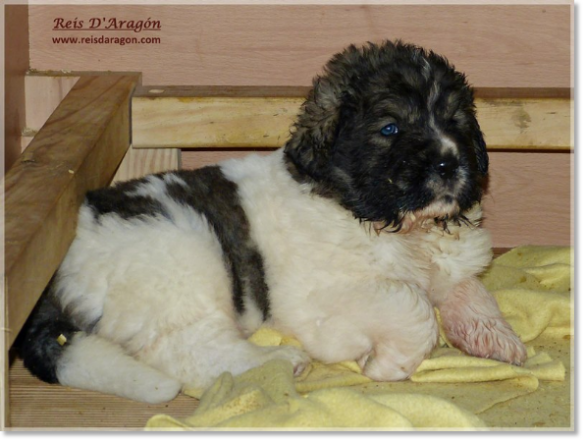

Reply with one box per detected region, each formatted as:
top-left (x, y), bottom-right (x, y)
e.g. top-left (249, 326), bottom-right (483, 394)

top-left (17, 291), bottom-right (181, 404)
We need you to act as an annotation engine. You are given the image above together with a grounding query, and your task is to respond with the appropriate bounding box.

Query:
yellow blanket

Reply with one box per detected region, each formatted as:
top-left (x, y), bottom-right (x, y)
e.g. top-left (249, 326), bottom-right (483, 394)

top-left (146, 246), bottom-right (573, 430)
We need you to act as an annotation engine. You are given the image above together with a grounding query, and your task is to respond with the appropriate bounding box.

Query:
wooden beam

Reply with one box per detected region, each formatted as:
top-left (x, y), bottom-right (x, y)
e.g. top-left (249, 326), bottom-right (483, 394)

top-left (476, 98), bottom-right (572, 151)
top-left (132, 87), bottom-right (572, 151)
top-left (111, 146), bottom-right (180, 184)
top-left (133, 95), bottom-right (301, 149)
top-left (21, 73), bottom-right (144, 152)
top-left (4, 4), bottom-right (30, 172)
top-left (20, 129), bottom-right (36, 152)
top-left (24, 74), bottom-right (80, 135)
top-left (3, 74), bottom-right (140, 349)
top-left (3, 4), bottom-right (30, 427)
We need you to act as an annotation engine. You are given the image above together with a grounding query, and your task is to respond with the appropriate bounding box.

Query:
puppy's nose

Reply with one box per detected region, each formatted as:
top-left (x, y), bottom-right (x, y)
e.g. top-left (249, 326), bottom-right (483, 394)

top-left (434, 156), bottom-right (459, 179)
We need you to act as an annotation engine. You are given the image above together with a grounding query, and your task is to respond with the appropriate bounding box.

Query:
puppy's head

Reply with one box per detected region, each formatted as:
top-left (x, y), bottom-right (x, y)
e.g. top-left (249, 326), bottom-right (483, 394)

top-left (285, 41), bottom-right (488, 232)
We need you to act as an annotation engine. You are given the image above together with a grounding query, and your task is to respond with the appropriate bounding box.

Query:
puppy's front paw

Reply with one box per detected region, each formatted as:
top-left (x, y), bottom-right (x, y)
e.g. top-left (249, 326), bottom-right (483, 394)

top-left (438, 278), bottom-right (527, 366)
top-left (445, 318), bottom-right (527, 366)
top-left (361, 341), bottom-right (433, 382)
top-left (269, 345), bottom-right (311, 376)
top-left (362, 356), bottom-right (413, 382)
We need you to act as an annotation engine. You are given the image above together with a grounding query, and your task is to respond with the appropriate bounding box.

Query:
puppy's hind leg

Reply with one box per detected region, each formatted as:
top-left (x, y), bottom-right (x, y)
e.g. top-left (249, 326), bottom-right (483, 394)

top-left (436, 277), bottom-right (527, 365)
top-left (138, 315), bottom-right (311, 390)
top-left (18, 291), bottom-right (181, 404)
top-left (57, 332), bottom-right (182, 404)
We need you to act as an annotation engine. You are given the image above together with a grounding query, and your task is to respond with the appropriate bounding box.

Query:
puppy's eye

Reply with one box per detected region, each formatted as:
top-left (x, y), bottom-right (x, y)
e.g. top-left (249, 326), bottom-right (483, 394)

top-left (380, 123), bottom-right (399, 136)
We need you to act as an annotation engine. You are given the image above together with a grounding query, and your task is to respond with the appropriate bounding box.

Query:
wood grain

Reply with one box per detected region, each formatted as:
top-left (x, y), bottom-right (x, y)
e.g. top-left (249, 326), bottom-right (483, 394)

top-left (135, 86), bottom-right (573, 100)
top-left (24, 75), bottom-right (80, 134)
top-left (482, 152), bottom-right (572, 248)
top-left (3, 5), bottom-right (30, 426)
top-left (181, 149), bottom-right (273, 171)
top-left (111, 147), bottom-right (180, 183)
top-left (132, 94), bottom-right (571, 150)
top-left (20, 136), bottom-right (35, 152)
top-left (4, 75), bottom-right (139, 350)
top-left (132, 96), bottom-right (301, 148)
top-left (8, 359), bottom-right (198, 429)
top-left (181, 149), bottom-right (572, 249)
top-left (477, 98), bottom-right (572, 150)
top-left (5, 4), bottom-right (29, 172)
top-left (28, 4), bottom-right (571, 88)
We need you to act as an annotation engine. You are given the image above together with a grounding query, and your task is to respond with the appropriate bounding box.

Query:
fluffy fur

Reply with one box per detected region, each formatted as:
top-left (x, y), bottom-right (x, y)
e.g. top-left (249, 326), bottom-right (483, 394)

top-left (18, 41), bottom-right (526, 403)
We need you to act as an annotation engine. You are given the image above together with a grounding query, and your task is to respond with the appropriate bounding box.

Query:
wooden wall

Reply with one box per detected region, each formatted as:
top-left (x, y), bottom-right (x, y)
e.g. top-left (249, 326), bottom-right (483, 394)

top-left (28, 3), bottom-right (571, 87)
top-left (18, 2), bottom-right (573, 248)
top-left (4, 5), bottom-right (29, 173)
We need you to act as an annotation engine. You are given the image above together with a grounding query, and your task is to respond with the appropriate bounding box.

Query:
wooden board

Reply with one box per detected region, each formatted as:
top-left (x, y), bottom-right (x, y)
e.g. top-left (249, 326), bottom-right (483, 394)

top-left (3, 74), bottom-right (140, 351)
top-left (20, 136), bottom-right (35, 152)
top-left (132, 90), bottom-right (572, 150)
top-left (4, 4), bottom-right (30, 172)
top-left (2, 4), bottom-right (30, 427)
top-left (181, 149), bottom-right (273, 171)
top-left (7, 359), bottom-right (198, 430)
top-left (476, 98), bottom-right (572, 151)
top-left (111, 146), bottom-right (180, 184)
top-left (483, 151), bottom-right (573, 248)
top-left (180, 149), bottom-right (573, 249)
top-left (21, 75), bottom-right (80, 152)
top-left (133, 96), bottom-right (302, 149)
top-left (28, 4), bottom-right (571, 88)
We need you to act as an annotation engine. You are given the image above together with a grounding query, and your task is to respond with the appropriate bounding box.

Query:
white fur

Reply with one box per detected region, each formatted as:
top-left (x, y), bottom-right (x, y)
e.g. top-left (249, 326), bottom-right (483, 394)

top-left (439, 135), bottom-right (458, 156)
top-left (57, 333), bottom-right (182, 404)
top-left (53, 148), bottom-right (507, 402)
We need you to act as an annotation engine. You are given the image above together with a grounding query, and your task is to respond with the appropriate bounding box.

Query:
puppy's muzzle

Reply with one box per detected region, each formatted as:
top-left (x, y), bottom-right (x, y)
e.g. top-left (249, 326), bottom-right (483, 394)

top-left (433, 155), bottom-right (459, 180)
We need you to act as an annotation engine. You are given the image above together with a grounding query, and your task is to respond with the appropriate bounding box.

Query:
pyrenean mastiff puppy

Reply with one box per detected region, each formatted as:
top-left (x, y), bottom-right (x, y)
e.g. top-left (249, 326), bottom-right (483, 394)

top-left (19, 41), bottom-right (526, 403)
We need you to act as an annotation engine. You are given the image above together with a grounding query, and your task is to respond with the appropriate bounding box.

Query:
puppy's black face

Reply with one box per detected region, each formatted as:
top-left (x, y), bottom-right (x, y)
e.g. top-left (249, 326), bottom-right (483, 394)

top-left (285, 41), bottom-right (488, 231)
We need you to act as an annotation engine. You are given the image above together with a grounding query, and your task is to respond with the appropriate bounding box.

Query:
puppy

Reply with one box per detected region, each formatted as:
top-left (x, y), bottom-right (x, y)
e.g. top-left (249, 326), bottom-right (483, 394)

top-left (18, 41), bottom-right (526, 403)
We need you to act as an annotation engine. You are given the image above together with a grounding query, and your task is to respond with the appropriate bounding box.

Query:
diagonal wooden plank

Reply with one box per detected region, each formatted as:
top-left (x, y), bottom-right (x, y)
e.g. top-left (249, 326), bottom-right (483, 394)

top-left (3, 74), bottom-right (140, 349)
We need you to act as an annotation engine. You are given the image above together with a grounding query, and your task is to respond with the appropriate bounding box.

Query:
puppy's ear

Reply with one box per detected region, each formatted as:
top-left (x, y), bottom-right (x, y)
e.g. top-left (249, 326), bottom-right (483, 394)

top-left (471, 118), bottom-right (489, 176)
top-left (284, 75), bottom-right (346, 178)
top-left (285, 44), bottom-right (369, 179)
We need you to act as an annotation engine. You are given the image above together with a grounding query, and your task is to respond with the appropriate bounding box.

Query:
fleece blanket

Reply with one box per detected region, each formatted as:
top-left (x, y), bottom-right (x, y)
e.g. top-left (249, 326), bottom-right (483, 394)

top-left (146, 246), bottom-right (573, 430)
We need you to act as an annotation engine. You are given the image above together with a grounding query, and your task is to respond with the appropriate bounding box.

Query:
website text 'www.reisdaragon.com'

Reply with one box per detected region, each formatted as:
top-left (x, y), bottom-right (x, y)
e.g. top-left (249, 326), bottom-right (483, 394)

top-left (52, 35), bottom-right (161, 46)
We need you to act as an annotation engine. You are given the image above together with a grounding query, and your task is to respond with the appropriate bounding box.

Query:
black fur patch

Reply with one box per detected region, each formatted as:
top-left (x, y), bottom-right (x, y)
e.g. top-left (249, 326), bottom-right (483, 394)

top-left (84, 167), bottom-right (271, 319)
top-left (16, 287), bottom-right (80, 384)
top-left (165, 167), bottom-right (271, 320)
top-left (86, 178), bottom-right (166, 220)
top-left (285, 40), bottom-right (488, 231)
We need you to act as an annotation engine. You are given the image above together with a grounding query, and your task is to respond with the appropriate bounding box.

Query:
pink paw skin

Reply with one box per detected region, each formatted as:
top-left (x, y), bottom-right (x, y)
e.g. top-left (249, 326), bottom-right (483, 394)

top-left (443, 316), bottom-right (527, 366)
top-left (438, 278), bottom-right (527, 366)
